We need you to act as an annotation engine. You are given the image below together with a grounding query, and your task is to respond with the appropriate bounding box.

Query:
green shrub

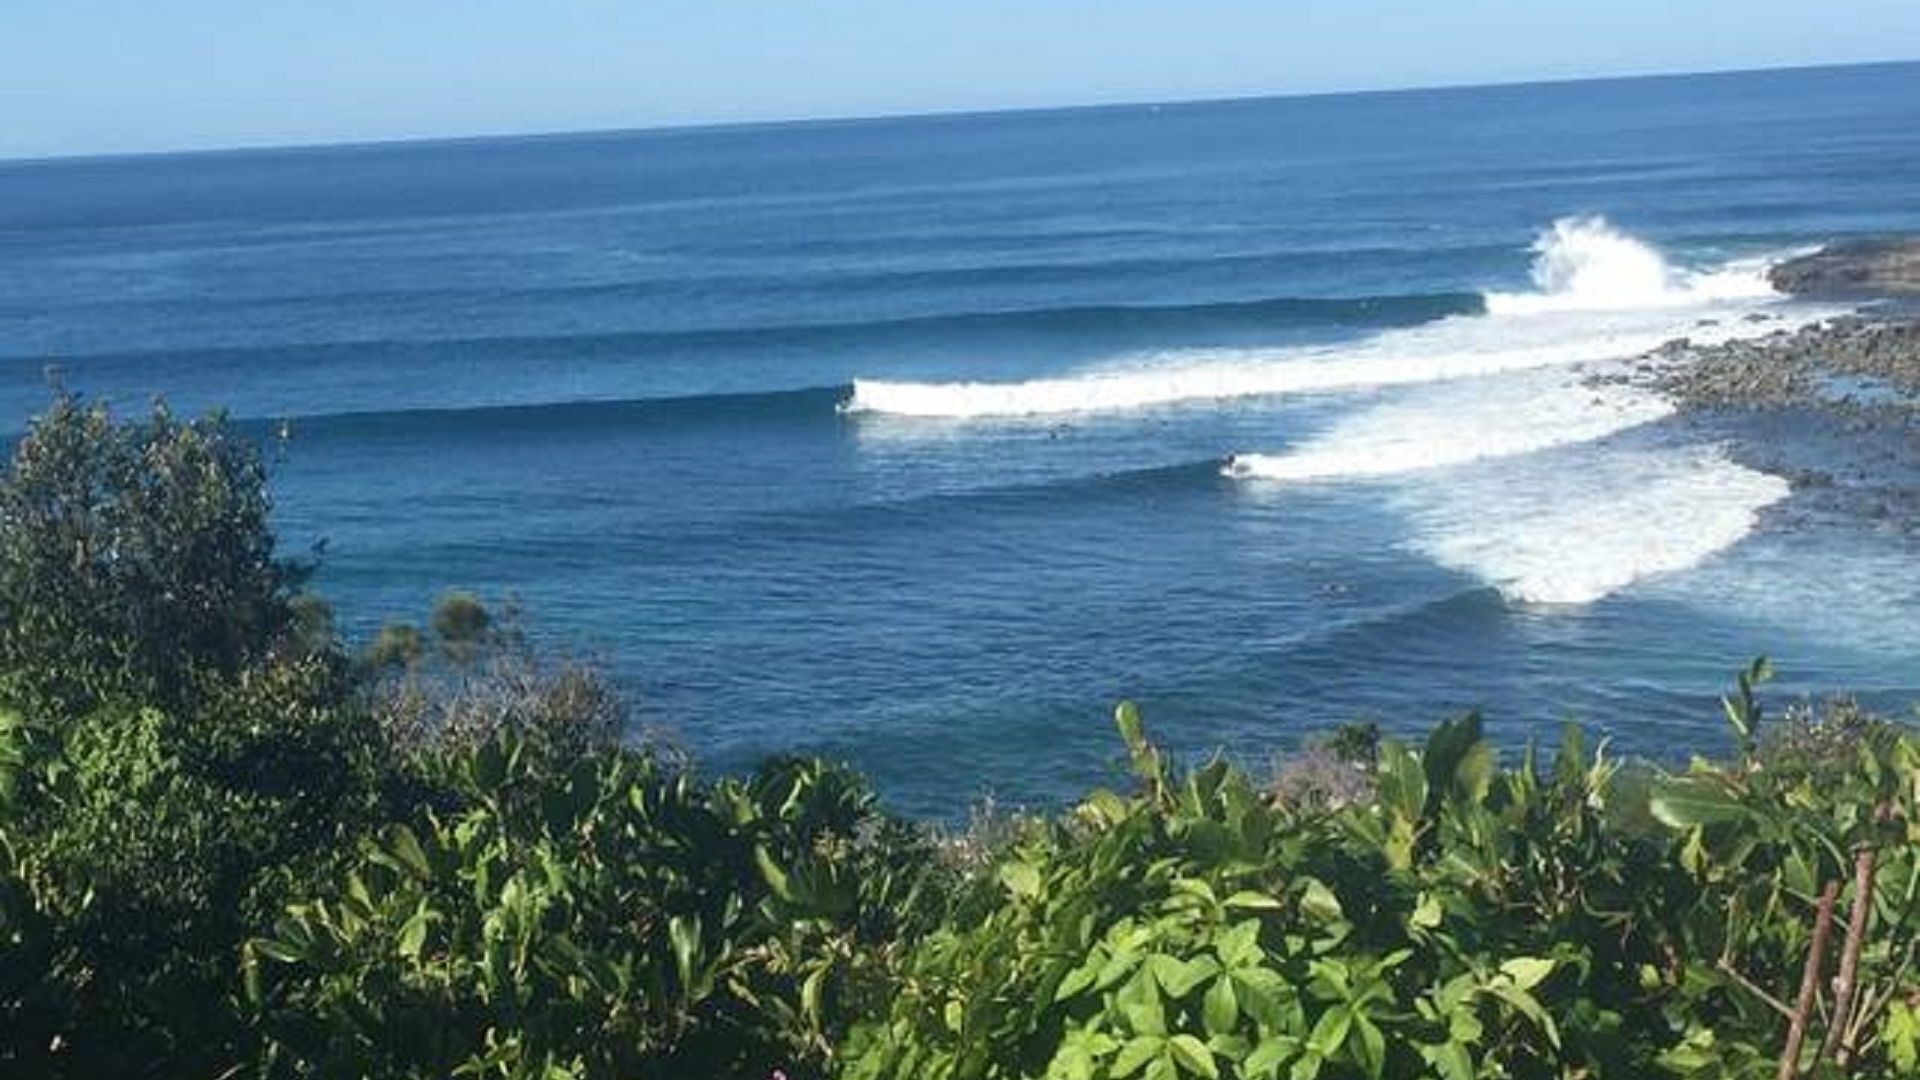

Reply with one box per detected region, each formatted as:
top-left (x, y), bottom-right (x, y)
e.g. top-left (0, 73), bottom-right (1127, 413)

top-left (845, 702), bottom-right (1918, 1080)
top-left (245, 733), bottom-right (950, 1079)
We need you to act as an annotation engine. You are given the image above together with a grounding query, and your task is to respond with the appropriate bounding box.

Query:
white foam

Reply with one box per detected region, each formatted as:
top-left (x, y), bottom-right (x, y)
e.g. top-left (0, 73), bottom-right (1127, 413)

top-left (1398, 447), bottom-right (1790, 605)
top-left (1484, 216), bottom-right (1777, 315)
top-left (847, 219), bottom-right (1808, 420)
top-left (1225, 372), bottom-right (1673, 484)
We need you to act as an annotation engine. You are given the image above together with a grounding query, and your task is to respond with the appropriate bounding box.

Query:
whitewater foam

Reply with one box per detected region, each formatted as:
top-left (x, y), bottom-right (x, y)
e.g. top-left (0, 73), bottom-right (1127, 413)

top-left (1224, 371), bottom-right (1673, 484)
top-left (847, 219), bottom-right (1807, 420)
top-left (1483, 217), bottom-right (1779, 315)
top-left (1397, 446), bottom-right (1790, 605)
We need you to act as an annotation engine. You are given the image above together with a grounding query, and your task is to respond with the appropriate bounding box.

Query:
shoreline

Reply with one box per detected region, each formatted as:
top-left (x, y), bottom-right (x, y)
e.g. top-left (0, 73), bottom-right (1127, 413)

top-left (1588, 239), bottom-right (1920, 536)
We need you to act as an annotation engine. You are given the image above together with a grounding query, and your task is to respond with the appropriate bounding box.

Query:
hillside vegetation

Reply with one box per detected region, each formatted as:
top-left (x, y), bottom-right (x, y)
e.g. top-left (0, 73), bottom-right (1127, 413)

top-left (1, 397), bottom-right (1915, 1079)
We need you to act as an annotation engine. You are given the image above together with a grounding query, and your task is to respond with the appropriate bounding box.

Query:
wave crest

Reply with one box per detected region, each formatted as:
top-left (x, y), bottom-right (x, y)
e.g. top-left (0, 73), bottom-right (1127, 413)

top-left (847, 218), bottom-right (1802, 420)
top-left (1483, 216), bottom-right (1776, 315)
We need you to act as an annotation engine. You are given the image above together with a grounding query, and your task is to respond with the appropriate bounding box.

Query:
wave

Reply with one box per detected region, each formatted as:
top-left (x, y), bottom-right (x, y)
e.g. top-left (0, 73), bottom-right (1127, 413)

top-left (848, 216), bottom-right (1820, 418)
top-left (846, 304), bottom-right (1796, 419)
top-left (254, 384), bottom-right (848, 439)
top-left (2, 290), bottom-right (1483, 370)
top-left (1224, 373), bottom-right (1673, 484)
top-left (1398, 446), bottom-right (1790, 605)
top-left (1482, 216), bottom-right (1778, 315)
top-left (845, 218), bottom-right (1808, 420)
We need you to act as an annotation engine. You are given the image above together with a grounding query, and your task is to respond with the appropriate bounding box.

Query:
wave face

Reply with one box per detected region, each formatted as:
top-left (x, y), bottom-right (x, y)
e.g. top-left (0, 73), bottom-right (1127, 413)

top-left (846, 217), bottom-right (1804, 420)
top-left (1398, 447), bottom-right (1791, 605)
top-left (1224, 372), bottom-right (1673, 484)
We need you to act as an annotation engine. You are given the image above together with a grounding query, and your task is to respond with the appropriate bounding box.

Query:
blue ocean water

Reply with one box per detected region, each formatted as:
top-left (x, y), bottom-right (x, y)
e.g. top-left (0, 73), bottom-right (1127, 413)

top-left (4, 63), bottom-right (1919, 815)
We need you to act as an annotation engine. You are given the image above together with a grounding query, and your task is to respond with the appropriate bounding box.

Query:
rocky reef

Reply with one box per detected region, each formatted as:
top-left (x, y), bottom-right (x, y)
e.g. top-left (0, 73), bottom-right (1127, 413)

top-left (1623, 315), bottom-right (1920, 411)
top-left (1768, 235), bottom-right (1920, 298)
top-left (1584, 239), bottom-right (1920, 536)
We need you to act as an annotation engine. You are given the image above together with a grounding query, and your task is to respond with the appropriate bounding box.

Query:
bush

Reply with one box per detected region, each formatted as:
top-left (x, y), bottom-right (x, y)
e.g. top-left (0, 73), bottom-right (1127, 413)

top-left (245, 734), bottom-right (950, 1079)
top-left (845, 702), bottom-right (1919, 1080)
top-left (366, 592), bottom-right (626, 762)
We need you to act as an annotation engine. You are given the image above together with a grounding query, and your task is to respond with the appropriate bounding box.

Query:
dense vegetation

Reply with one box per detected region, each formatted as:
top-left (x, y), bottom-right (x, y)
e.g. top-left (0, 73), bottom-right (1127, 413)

top-left (0, 397), bottom-right (1914, 1079)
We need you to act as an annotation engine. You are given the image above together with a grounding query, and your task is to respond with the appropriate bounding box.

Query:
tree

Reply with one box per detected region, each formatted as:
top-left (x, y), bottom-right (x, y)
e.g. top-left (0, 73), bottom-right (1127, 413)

top-left (0, 395), bottom-right (312, 717)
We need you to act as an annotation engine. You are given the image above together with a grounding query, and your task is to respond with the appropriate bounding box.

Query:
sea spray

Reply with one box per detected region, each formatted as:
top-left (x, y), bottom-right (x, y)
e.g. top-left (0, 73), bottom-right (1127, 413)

top-left (1484, 216), bottom-right (1779, 314)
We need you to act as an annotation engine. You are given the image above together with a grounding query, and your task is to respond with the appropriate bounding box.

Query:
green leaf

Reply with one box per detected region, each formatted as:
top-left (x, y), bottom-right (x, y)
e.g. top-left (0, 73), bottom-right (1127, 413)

top-left (397, 908), bottom-right (431, 961)
top-left (1350, 1016), bottom-right (1386, 1080)
top-left (1497, 956), bottom-right (1555, 992)
top-left (1203, 974), bottom-right (1239, 1036)
top-left (1116, 700), bottom-right (1147, 754)
top-left (1113, 1036), bottom-right (1164, 1079)
top-left (1307, 1006), bottom-right (1352, 1058)
top-left (1000, 860), bottom-right (1042, 899)
top-left (1421, 1041), bottom-right (1474, 1080)
top-left (1649, 776), bottom-right (1746, 829)
top-left (1487, 984), bottom-right (1560, 1049)
top-left (668, 914), bottom-right (701, 998)
top-left (1298, 878), bottom-right (1343, 924)
top-left (1244, 1037), bottom-right (1299, 1079)
top-left (754, 844), bottom-right (795, 902)
top-left (384, 825), bottom-right (431, 881)
top-left (1167, 1034), bottom-right (1219, 1080)
top-left (249, 937), bottom-right (305, 964)
top-left (1150, 954), bottom-right (1219, 999)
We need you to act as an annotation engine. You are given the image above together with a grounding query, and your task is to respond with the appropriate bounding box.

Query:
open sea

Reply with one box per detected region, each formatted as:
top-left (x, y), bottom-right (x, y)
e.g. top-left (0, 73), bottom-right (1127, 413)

top-left (4, 62), bottom-right (1919, 815)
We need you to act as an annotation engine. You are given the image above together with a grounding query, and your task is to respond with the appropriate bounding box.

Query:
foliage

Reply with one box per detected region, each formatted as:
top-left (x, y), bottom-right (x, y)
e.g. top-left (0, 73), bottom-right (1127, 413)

top-left (0, 394), bottom-right (313, 716)
top-left (0, 656), bottom-right (386, 1077)
top-left (366, 592), bottom-right (626, 762)
top-left (244, 735), bottom-right (950, 1079)
top-left (846, 700), bottom-right (1919, 1080)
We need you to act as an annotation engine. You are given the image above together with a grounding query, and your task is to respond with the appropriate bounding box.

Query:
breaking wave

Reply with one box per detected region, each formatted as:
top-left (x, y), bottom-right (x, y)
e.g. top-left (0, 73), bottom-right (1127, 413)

top-left (846, 218), bottom-right (1799, 419)
top-left (1224, 372), bottom-right (1673, 484)
top-left (1483, 216), bottom-right (1779, 315)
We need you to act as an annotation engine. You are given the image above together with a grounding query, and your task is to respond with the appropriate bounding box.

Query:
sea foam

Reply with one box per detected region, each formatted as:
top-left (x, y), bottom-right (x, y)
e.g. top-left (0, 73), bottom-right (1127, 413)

top-left (1224, 372), bottom-right (1674, 483)
top-left (846, 218), bottom-right (1796, 419)
top-left (1397, 447), bottom-right (1791, 605)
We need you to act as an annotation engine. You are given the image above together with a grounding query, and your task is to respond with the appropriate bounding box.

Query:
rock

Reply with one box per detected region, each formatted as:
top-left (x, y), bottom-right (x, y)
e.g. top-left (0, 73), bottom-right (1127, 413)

top-left (1769, 237), bottom-right (1920, 298)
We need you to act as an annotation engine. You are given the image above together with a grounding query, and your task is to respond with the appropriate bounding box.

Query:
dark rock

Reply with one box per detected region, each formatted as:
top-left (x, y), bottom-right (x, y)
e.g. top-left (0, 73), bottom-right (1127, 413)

top-left (1769, 237), bottom-right (1920, 298)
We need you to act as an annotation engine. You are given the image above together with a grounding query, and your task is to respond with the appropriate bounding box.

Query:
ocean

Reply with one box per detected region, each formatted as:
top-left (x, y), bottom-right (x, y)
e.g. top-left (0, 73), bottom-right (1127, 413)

top-left (4, 62), bottom-right (1918, 815)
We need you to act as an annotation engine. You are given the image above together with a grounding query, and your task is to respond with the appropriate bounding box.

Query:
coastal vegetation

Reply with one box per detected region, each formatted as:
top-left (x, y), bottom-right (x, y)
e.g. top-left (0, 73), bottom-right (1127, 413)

top-left (0, 397), bottom-right (1915, 1078)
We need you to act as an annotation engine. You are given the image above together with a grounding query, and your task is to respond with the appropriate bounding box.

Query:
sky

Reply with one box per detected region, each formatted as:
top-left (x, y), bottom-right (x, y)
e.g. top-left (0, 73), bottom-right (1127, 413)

top-left (5, 0), bottom-right (1920, 160)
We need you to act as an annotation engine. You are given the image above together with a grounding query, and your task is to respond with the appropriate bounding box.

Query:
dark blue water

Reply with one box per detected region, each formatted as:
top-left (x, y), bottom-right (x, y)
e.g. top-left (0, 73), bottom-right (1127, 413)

top-left (5, 63), bottom-right (1919, 814)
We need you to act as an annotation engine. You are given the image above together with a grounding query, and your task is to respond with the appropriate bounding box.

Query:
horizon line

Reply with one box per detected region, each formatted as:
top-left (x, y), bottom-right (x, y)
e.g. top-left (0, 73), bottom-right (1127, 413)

top-left (5, 55), bottom-right (1917, 168)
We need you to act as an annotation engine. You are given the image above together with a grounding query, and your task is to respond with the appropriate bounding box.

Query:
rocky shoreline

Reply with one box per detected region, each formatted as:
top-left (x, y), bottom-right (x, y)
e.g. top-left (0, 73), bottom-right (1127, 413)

top-left (1587, 238), bottom-right (1920, 534)
top-left (1616, 314), bottom-right (1920, 412)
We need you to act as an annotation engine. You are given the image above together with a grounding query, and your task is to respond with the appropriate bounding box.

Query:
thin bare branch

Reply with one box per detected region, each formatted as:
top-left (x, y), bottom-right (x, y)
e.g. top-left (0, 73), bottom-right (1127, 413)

top-left (1777, 880), bottom-right (1838, 1080)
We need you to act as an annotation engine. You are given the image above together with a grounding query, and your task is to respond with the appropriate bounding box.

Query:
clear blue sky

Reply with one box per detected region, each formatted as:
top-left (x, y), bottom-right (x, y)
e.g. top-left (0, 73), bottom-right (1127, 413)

top-left (5, 0), bottom-right (1919, 159)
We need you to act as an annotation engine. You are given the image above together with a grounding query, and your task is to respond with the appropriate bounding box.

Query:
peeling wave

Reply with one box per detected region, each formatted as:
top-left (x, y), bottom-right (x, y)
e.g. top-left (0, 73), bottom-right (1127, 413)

top-left (846, 220), bottom-right (1808, 419)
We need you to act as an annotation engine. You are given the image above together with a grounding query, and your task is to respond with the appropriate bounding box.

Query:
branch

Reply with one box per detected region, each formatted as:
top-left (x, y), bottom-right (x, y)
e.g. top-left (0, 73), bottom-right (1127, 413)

top-left (1777, 880), bottom-right (1839, 1080)
top-left (1818, 844), bottom-right (1878, 1066)
top-left (1717, 956), bottom-right (1794, 1019)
